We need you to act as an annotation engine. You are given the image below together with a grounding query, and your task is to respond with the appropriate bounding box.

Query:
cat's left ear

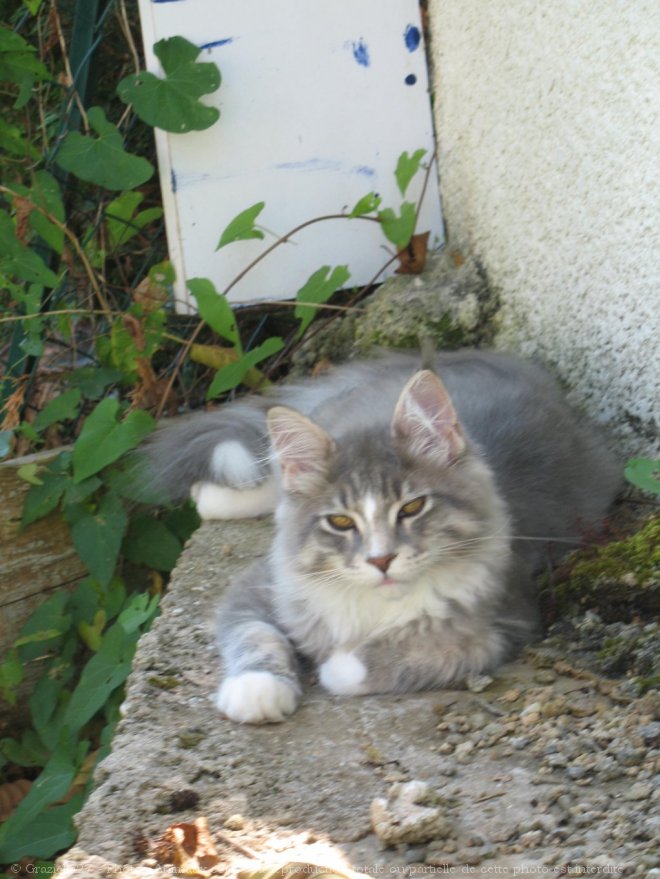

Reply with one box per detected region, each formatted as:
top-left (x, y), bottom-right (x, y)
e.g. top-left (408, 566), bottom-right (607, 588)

top-left (392, 370), bottom-right (466, 466)
top-left (267, 406), bottom-right (335, 493)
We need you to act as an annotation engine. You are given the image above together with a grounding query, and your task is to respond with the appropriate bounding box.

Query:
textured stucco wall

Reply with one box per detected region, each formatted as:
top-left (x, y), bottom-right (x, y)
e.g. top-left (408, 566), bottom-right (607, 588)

top-left (428, 1), bottom-right (659, 453)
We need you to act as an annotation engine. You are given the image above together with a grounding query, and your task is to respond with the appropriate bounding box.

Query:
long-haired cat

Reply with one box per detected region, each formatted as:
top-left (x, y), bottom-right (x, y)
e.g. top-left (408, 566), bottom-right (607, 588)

top-left (147, 350), bottom-right (620, 723)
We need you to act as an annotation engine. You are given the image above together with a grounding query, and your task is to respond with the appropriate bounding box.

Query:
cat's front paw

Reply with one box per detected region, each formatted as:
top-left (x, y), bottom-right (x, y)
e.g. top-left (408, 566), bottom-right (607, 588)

top-left (319, 651), bottom-right (368, 695)
top-left (215, 671), bottom-right (299, 723)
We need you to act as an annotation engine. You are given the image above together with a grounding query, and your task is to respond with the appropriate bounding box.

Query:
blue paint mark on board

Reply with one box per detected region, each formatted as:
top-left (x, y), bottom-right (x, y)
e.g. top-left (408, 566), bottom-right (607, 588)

top-left (200, 37), bottom-right (234, 50)
top-left (404, 24), bottom-right (421, 52)
top-left (171, 170), bottom-right (177, 193)
top-left (405, 73), bottom-right (417, 86)
top-left (351, 165), bottom-right (376, 178)
top-left (352, 39), bottom-right (370, 67)
top-left (152, 0), bottom-right (185, 4)
top-left (275, 158), bottom-right (343, 172)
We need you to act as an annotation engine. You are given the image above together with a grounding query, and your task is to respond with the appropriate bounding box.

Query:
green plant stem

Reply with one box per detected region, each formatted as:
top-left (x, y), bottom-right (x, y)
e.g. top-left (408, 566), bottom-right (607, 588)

top-left (0, 185), bottom-right (112, 320)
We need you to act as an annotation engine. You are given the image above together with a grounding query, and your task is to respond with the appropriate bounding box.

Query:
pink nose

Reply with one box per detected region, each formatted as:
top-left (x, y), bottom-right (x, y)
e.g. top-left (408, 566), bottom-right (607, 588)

top-left (367, 553), bottom-right (396, 573)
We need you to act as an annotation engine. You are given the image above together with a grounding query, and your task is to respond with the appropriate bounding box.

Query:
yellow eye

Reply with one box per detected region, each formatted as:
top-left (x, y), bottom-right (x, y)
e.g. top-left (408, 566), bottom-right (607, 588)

top-left (398, 496), bottom-right (426, 518)
top-left (326, 514), bottom-right (356, 531)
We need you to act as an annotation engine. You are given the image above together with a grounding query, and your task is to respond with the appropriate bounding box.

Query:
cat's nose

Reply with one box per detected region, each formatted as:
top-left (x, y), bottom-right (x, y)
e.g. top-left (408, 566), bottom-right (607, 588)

top-left (367, 553), bottom-right (397, 573)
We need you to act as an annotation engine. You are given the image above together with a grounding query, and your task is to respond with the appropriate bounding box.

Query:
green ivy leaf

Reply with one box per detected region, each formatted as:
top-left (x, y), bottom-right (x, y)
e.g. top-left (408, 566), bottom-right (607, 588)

top-left (78, 609), bottom-right (107, 652)
top-left (117, 36), bottom-right (221, 133)
top-left (349, 192), bottom-right (382, 218)
top-left (207, 336), bottom-right (284, 399)
top-left (378, 202), bottom-right (417, 251)
top-left (0, 735), bottom-right (79, 860)
top-left (122, 514), bottom-right (182, 572)
top-left (14, 590), bottom-right (71, 662)
top-left (294, 265), bottom-right (351, 338)
top-left (22, 0), bottom-right (45, 13)
top-left (29, 672), bottom-right (66, 741)
top-left (0, 25), bottom-right (50, 108)
top-left (34, 388), bottom-right (82, 431)
top-left (188, 277), bottom-right (240, 347)
top-left (62, 475), bottom-right (102, 506)
top-left (0, 649), bottom-right (23, 705)
top-left (624, 458), bottom-right (660, 495)
top-left (162, 503), bottom-right (201, 543)
top-left (0, 795), bottom-right (82, 861)
top-left (102, 456), bottom-right (169, 506)
top-left (0, 210), bottom-right (59, 287)
top-left (66, 491), bottom-right (127, 586)
top-left (105, 191), bottom-right (163, 250)
top-left (395, 148), bottom-right (426, 197)
top-left (54, 107), bottom-right (154, 191)
top-left (21, 454), bottom-right (72, 527)
top-left (67, 366), bottom-right (123, 399)
top-left (72, 399), bottom-right (155, 483)
top-left (0, 729), bottom-right (50, 768)
top-left (216, 202), bottom-right (266, 250)
top-left (11, 170), bottom-right (66, 254)
top-left (0, 118), bottom-right (40, 158)
top-left (116, 591), bottom-right (160, 635)
top-left (16, 461), bottom-right (41, 485)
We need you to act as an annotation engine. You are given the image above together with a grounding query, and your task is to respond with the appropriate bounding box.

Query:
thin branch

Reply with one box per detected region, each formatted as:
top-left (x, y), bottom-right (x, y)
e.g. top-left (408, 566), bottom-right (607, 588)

top-left (414, 144), bottom-right (438, 225)
top-left (222, 213), bottom-right (381, 299)
top-left (50, 0), bottom-right (89, 132)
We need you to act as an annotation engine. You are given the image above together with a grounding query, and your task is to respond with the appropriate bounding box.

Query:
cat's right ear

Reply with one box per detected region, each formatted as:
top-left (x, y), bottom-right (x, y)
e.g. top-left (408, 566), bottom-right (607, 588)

top-left (392, 370), bottom-right (466, 466)
top-left (267, 406), bottom-right (335, 493)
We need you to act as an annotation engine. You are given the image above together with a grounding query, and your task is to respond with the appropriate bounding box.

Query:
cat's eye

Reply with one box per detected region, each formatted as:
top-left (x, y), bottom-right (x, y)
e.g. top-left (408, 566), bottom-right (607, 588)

top-left (326, 514), bottom-right (356, 531)
top-left (398, 496), bottom-right (426, 518)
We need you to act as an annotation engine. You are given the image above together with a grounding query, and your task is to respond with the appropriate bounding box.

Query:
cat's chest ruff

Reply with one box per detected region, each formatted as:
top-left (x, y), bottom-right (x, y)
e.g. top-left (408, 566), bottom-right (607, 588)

top-left (274, 559), bottom-right (498, 651)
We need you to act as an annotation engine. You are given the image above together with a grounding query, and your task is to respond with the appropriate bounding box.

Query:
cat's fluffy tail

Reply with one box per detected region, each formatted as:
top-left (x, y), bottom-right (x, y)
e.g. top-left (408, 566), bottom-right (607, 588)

top-left (143, 398), bottom-right (273, 506)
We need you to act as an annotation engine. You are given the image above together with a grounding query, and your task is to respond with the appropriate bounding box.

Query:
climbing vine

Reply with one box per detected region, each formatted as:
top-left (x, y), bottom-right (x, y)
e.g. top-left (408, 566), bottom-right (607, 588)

top-left (0, 3), bottom-right (435, 866)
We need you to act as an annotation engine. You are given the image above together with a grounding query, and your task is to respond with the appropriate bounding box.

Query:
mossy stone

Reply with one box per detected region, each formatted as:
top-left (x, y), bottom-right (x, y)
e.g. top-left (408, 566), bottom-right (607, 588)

top-left (293, 249), bottom-right (498, 372)
top-left (549, 515), bottom-right (660, 620)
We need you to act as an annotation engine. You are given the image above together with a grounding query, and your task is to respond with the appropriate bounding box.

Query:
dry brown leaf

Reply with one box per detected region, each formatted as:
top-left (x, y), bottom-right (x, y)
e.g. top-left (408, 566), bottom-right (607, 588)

top-left (133, 275), bottom-right (169, 313)
top-left (0, 383), bottom-right (26, 432)
top-left (450, 249), bottom-right (465, 268)
top-left (60, 749), bottom-right (98, 803)
top-left (0, 778), bottom-right (32, 822)
top-left (12, 195), bottom-right (33, 245)
top-left (152, 816), bottom-right (220, 877)
top-left (395, 230), bottom-right (430, 275)
top-left (128, 358), bottom-right (178, 415)
top-left (310, 358), bottom-right (334, 378)
top-left (122, 312), bottom-right (146, 352)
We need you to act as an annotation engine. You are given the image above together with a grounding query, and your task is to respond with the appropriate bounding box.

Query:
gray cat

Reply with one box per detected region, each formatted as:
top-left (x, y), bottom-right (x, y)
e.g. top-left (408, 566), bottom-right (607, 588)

top-left (147, 350), bottom-right (620, 723)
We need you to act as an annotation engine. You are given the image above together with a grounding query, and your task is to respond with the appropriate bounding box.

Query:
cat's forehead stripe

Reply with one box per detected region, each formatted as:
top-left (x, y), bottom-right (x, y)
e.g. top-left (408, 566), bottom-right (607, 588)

top-left (362, 493), bottom-right (378, 526)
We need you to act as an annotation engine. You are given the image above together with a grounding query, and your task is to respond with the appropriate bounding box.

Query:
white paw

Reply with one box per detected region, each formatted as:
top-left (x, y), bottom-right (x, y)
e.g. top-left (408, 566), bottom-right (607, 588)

top-left (318, 651), bottom-right (367, 695)
top-left (191, 479), bottom-right (278, 520)
top-left (215, 671), bottom-right (299, 723)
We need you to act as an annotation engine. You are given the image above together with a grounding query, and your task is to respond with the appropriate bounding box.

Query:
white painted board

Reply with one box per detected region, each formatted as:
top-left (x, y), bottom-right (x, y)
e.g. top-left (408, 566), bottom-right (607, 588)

top-left (136, 0), bottom-right (444, 310)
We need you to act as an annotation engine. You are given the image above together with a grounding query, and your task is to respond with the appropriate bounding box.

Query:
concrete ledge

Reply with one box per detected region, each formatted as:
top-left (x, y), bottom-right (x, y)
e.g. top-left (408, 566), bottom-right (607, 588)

top-left (58, 519), bottom-right (659, 877)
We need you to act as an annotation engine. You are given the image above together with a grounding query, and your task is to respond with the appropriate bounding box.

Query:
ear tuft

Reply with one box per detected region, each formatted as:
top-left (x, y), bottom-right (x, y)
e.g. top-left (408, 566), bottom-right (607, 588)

top-left (267, 406), bottom-right (335, 493)
top-left (392, 370), bottom-right (465, 465)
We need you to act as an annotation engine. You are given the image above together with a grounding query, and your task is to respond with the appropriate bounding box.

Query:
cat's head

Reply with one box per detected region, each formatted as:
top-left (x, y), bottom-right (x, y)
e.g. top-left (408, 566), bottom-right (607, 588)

top-left (267, 370), bottom-right (509, 597)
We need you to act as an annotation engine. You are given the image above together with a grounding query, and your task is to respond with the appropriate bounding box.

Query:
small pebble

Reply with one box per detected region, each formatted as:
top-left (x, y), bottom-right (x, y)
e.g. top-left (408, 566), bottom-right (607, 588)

top-left (623, 782), bottom-right (652, 801)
